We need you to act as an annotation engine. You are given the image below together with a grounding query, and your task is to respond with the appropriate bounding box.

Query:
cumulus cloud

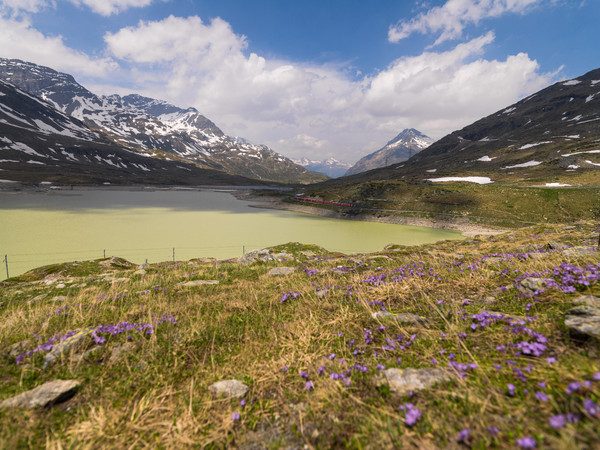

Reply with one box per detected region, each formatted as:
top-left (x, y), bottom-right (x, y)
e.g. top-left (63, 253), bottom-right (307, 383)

top-left (0, 16), bottom-right (117, 76)
top-left (0, 0), bottom-right (52, 14)
top-left (389, 0), bottom-right (545, 45)
top-left (67, 0), bottom-right (159, 16)
top-left (99, 15), bottom-right (555, 162)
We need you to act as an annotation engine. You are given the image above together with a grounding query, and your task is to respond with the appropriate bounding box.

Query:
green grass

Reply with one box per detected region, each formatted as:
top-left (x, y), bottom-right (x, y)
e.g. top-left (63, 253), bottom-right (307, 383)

top-left (0, 224), bottom-right (599, 448)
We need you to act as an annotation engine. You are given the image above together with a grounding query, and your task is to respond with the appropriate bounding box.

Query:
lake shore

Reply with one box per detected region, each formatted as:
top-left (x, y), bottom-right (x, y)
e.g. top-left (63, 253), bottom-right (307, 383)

top-left (234, 190), bottom-right (509, 237)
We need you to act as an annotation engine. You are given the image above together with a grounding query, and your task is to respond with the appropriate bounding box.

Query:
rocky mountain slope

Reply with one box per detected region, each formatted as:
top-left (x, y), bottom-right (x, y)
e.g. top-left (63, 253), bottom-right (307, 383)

top-left (331, 68), bottom-right (600, 186)
top-left (293, 157), bottom-right (352, 178)
top-left (0, 58), bottom-right (327, 185)
top-left (345, 129), bottom-right (433, 176)
top-left (0, 80), bottom-right (261, 185)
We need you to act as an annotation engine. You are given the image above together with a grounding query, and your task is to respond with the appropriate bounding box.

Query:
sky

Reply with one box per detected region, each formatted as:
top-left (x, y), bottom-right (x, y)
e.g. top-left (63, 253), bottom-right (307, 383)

top-left (0, 0), bottom-right (598, 164)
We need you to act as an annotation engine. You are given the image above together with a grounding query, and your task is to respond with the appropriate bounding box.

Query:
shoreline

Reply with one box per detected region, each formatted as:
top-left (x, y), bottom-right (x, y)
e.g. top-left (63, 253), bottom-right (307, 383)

top-left (233, 191), bottom-right (510, 237)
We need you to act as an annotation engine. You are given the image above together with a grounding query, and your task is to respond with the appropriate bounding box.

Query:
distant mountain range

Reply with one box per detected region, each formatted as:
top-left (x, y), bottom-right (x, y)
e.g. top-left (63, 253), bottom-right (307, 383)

top-left (345, 128), bottom-right (433, 176)
top-left (329, 68), bottom-right (600, 185)
top-left (0, 58), bottom-right (327, 185)
top-left (293, 157), bottom-right (352, 178)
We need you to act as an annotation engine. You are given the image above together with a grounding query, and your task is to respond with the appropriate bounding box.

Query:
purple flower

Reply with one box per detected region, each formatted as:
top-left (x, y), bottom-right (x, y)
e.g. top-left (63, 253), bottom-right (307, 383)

top-left (507, 383), bottom-right (516, 396)
top-left (403, 405), bottom-right (421, 427)
top-left (457, 428), bottom-right (470, 443)
top-left (593, 372), bottom-right (600, 381)
top-left (487, 426), bottom-right (499, 436)
top-left (305, 381), bottom-right (314, 390)
top-left (231, 412), bottom-right (241, 421)
top-left (517, 436), bottom-right (536, 448)
top-left (566, 382), bottom-right (581, 395)
top-left (240, 399), bottom-right (246, 407)
top-left (583, 399), bottom-right (599, 417)
top-left (546, 357), bottom-right (557, 364)
top-left (549, 414), bottom-right (566, 429)
top-left (535, 391), bottom-right (549, 402)
top-left (282, 365), bottom-right (289, 372)
top-left (300, 370), bottom-right (309, 379)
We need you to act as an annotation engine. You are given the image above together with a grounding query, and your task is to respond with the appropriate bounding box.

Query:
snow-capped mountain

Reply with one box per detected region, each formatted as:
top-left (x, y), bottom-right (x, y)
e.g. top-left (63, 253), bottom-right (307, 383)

top-left (0, 58), bottom-right (327, 184)
top-left (293, 157), bottom-right (352, 178)
top-left (0, 79), bottom-right (261, 185)
top-left (345, 129), bottom-right (433, 176)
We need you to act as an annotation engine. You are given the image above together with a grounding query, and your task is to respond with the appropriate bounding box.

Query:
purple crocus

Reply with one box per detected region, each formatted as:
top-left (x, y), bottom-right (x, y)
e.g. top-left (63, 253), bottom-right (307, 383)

top-left (517, 436), bottom-right (536, 448)
top-left (457, 428), bottom-right (470, 443)
top-left (548, 415), bottom-right (566, 429)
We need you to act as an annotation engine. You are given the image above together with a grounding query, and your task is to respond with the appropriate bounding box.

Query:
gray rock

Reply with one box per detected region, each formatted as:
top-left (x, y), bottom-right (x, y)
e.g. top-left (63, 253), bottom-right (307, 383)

top-left (50, 296), bottom-right (67, 302)
top-left (376, 368), bottom-right (450, 395)
top-left (316, 290), bottom-right (328, 299)
top-left (108, 342), bottom-right (136, 365)
top-left (43, 327), bottom-right (96, 369)
top-left (573, 295), bottom-right (600, 308)
top-left (238, 249), bottom-right (272, 265)
top-left (565, 306), bottom-right (600, 339)
top-left (72, 346), bottom-right (103, 363)
top-left (517, 278), bottom-right (554, 295)
top-left (208, 379), bottom-right (249, 399)
top-left (0, 379), bottom-right (81, 409)
top-left (55, 283), bottom-right (66, 289)
top-left (99, 256), bottom-right (135, 269)
top-left (372, 311), bottom-right (427, 325)
top-left (562, 247), bottom-right (597, 257)
top-left (8, 340), bottom-right (31, 357)
top-left (176, 280), bottom-right (220, 287)
top-left (267, 267), bottom-right (297, 276)
top-left (548, 241), bottom-right (569, 250)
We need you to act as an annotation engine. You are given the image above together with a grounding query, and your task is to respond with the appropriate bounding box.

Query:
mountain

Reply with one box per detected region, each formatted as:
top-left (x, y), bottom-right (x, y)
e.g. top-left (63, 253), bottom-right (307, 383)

top-left (335, 69), bottom-right (600, 185)
top-left (292, 157), bottom-right (352, 178)
top-left (0, 79), bottom-right (262, 186)
top-left (0, 58), bottom-right (327, 185)
top-left (345, 129), bottom-right (433, 176)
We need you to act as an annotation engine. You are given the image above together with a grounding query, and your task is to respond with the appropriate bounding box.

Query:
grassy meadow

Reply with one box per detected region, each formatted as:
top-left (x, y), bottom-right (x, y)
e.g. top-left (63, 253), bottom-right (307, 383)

top-left (0, 222), bottom-right (599, 448)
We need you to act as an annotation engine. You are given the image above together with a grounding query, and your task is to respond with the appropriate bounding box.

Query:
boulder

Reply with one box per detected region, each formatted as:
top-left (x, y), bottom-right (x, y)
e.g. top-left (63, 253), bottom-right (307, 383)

top-left (573, 295), bottom-right (600, 308)
top-left (376, 368), bottom-right (450, 395)
top-left (565, 306), bottom-right (600, 339)
top-left (562, 247), bottom-right (597, 257)
top-left (517, 278), bottom-right (554, 295)
top-left (267, 267), bottom-right (297, 276)
top-left (8, 340), bottom-right (31, 357)
top-left (208, 379), bottom-right (249, 399)
top-left (176, 280), bottom-right (220, 287)
top-left (0, 380), bottom-right (81, 409)
top-left (43, 327), bottom-right (96, 369)
top-left (547, 241), bottom-right (569, 250)
top-left (372, 311), bottom-right (427, 325)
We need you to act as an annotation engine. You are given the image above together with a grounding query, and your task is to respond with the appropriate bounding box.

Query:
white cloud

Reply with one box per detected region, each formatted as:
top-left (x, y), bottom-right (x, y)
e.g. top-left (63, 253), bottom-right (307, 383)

top-left (0, 0), bottom-right (52, 14)
top-left (389, 0), bottom-right (545, 45)
top-left (0, 16), bottom-right (117, 76)
top-left (67, 0), bottom-right (158, 16)
top-left (100, 16), bottom-right (555, 162)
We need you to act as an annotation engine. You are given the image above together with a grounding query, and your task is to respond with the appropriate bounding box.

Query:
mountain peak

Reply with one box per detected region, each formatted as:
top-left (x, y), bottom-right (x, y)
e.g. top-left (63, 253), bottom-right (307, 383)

top-left (345, 129), bottom-right (433, 176)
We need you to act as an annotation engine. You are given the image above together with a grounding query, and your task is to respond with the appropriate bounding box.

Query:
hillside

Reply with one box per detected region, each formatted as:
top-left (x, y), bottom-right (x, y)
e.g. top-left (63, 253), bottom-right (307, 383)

top-left (0, 80), bottom-right (262, 186)
top-left (345, 129), bottom-right (433, 176)
top-left (330, 68), bottom-right (600, 186)
top-left (0, 224), bottom-right (598, 447)
top-left (0, 58), bottom-right (327, 185)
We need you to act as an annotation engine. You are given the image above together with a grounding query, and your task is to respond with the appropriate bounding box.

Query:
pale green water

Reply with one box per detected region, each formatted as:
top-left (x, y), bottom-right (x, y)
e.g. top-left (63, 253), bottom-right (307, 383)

top-left (0, 189), bottom-right (462, 280)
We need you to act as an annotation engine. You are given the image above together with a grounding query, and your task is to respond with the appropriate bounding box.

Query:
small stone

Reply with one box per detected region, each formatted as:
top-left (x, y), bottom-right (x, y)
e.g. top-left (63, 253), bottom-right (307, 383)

top-left (50, 296), bottom-right (67, 302)
top-left (562, 247), bottom-right (597, 257)
top-left (108, 342), bottom-right (136, 365)
top-left (267, 267), bottom-right (297, 276)
top-left (376, 368), bottom-right (450, 395)
top-left (372, 311), bottom-right (427, 325)
top-left (8, 340), bottom-right (31, 357)
top-left (573, 295), bottom-right (600, 308)
top-left (316, 290), bottom-right (328, 299)
top-left (208, 379), bottom-right (248, 399)
top-left (517, 278), bottom-right (554, 295)
top-left (43, 327), bottom-right (96, 369)
top-left (547, 241), bottom-right (569, 250)
top-left (55, 283), bottom-right (66, 289)
top-left (176, 280), bottom-right (220, 287)
top-left (0, 380), bottom-right (81, 409)
top-left (565, 306), bottom-right (600, 339)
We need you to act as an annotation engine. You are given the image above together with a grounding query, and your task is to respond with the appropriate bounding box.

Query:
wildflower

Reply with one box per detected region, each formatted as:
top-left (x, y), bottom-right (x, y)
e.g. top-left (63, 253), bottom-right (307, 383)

top-left (402, 404), bottom-right (421, 427)
top-left (240, 399), bottom-right (246, 407)
top-left (300, 371), bottom-right (309, 379)
top-left (535, 391), bottom-right (549, 402)
top-left (566, 382), bottom-right (581, 395)
top-left (546, 356), bottom-right (557, 364)
top-left (517, 436), bottom-right (536, 448)
top-left (507, 384), bottom-right (516, 396)
top-left (583, 399), bottom-right (599, 417)
top-left (231, 412), bottom-right (241, 421)
top-left (305, 381), bottom-right (314, 390)
top-left (457, 428), bottom-right (470, 443)
top-left (487, 426), bottom-right (499, 436)
top-left (548, 414), bottom-right (566, 429)
top-left (282, 366), bottom-right (289, 372)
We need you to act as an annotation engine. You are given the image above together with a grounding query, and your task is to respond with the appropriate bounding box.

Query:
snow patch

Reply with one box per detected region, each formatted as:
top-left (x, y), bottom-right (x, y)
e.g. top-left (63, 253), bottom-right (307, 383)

top-left (561, 149), bottom-right (600, 157)
top-left (477, 155), bottom-right (495, 162)
top-left (427, 176), bottom-right (493, 184)
top-left (502, 160), bottom-right (542, 169)
top-left (519, 142), bottom-right (552, 150)
top-left (568, 165), bottom-right (580, 169)
top-left (545, 183), bottom-right (571, 187)
top-left (426, 169), bottom-right (437, 173)
top-left (585, 160), bottom-right (600, 167)
top-left (562, 79), bottom-right (581, 86)
top-left (502, 107), bottom-right (516, 114)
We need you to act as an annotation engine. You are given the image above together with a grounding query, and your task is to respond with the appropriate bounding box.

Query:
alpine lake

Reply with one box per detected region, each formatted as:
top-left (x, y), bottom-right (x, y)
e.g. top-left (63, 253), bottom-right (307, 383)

top-left (0, 188), bottom-right (463, 280)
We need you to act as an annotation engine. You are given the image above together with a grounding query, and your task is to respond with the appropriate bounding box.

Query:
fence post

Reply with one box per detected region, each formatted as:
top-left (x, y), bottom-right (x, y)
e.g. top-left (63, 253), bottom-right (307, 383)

top-left (173, 248), bottom-right (175, 262)
top-left (104, 249), bottom-right (106, 258)
top-left (243, 245), bottom-right (245, 255)
top-left (4, 255), bottom-right (8, 279)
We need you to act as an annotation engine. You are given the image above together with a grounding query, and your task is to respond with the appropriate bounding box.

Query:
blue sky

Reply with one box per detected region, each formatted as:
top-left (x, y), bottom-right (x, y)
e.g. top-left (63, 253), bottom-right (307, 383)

top-left (0, 0), bottom-right (598, 163)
